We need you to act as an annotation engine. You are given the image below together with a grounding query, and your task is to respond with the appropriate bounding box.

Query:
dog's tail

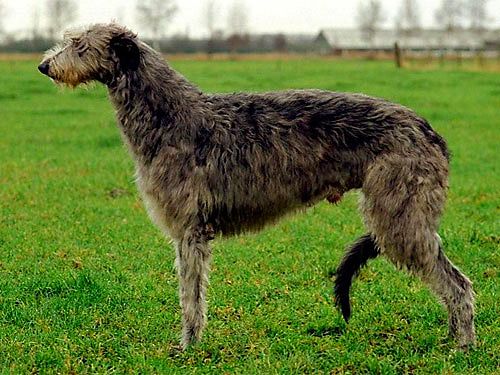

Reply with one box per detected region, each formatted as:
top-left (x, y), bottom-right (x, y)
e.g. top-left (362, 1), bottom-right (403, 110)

top-left (334, 234), bottom-right (380, 322)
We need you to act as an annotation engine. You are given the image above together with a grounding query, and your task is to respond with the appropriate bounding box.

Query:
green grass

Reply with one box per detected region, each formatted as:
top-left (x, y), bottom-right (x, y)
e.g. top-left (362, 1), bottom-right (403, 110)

top-left (0, 58), bottom-right (498, 373)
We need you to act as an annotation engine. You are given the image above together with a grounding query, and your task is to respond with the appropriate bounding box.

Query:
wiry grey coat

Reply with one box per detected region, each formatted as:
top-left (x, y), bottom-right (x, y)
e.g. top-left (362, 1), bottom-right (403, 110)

top-left (39, 23), bottom-right (475, 349)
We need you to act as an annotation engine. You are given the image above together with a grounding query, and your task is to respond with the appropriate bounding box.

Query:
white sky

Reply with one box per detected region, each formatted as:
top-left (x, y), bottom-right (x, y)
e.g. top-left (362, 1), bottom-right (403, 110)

top-left (3, 0), bottom-right (500, 38)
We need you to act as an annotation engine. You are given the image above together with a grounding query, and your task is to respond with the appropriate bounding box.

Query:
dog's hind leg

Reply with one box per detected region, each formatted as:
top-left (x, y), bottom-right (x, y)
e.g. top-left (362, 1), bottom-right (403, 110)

top-left (425, 244), bottom-right (475, 348)
top-left (360, 153), bottom-right (475, 348)
top-left (175, 225), bottom-right (212, 349)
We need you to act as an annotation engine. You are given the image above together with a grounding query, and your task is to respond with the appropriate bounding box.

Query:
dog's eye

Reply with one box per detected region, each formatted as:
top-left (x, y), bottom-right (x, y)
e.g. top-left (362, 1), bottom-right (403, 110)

top-left (73, 40), bottom-right (89, 57)
top-left (77, 48), bottom-right (88, 57)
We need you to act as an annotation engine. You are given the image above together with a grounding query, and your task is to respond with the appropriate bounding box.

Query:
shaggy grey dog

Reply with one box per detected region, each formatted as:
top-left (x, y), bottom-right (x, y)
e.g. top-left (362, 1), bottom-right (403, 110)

top-left (38, 23), bottom-right (475, 349)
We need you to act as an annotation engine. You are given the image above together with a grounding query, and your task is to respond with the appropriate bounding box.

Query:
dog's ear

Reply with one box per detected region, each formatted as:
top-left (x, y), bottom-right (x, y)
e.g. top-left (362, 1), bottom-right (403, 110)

top-left (110, 34), bottom-right (140, 71)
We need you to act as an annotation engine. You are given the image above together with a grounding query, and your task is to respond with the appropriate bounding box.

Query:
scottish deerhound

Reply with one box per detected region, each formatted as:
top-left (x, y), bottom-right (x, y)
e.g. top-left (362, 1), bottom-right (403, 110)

top-left (38, 23), bottom-right (475, 349)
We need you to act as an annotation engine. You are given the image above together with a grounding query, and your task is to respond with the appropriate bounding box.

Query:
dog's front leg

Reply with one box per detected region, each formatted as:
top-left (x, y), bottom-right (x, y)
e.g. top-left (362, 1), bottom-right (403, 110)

top-left (175, 226), bottom-right (212, 349)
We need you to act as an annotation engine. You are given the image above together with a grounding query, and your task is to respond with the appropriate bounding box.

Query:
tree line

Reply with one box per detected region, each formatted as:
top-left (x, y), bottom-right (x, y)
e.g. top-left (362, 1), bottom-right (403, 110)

top-left (0, 0), bottom-right (495, 53)
top-left (358, 0), bottom-right (491, 43)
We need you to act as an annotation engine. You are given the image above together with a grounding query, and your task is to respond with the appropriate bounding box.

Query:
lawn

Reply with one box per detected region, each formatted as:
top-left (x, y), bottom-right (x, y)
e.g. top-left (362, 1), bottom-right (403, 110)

top-left (0, 57), bottom-right (498, 373)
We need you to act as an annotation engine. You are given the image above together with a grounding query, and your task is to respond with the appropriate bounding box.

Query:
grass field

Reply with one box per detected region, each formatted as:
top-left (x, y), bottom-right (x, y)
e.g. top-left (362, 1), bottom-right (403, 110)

top-left (0, 57), bottom-right (499, 373)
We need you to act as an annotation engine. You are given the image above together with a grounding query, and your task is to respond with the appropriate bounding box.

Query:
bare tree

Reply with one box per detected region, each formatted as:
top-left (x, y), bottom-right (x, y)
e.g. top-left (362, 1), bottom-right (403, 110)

top-left (226, 0), bottom-right (249, 53)
top-left (273, 34), bottom-right (287, 53)
top-left (202, 0), bottom-right (218, 37)
top-left (46, 0), bottom-right (78, 40)
top-left (0, 7), bottom-right (8, 47)
top-left (0, 0), bottom-right (6, 34)
top-left (434, 0), bottom-right (463, 31)
top-left (464, 0), bottom-right (490, 31)
top-left (31, 6), bottom-right (42, 41)
top-left (357, 0), bottom-right (385, 46)
top-left (202, 0), bottom-right (218, 55)
top-left (395, 0), bottom-right (421, 35)
top-left (136, 0), bottom-right (178, 50)
top-left (227, 0), bottom-right (248, 36)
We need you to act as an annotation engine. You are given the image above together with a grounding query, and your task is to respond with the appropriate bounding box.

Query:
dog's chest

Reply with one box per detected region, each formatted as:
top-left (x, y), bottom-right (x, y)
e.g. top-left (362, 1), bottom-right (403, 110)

top-left (134, 162), bottom-right (199, 240)
top-left (135, 173), bottom-right (173, 235)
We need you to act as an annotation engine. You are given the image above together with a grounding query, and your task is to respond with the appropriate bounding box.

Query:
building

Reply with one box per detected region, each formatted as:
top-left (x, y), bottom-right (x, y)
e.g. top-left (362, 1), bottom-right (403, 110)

top-left (315, 28), bottom-right (500, 54)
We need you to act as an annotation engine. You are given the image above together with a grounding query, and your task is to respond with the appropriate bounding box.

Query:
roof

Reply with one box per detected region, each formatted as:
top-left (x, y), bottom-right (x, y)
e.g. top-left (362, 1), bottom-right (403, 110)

top-left (316, 28), bottom-right (500, 50)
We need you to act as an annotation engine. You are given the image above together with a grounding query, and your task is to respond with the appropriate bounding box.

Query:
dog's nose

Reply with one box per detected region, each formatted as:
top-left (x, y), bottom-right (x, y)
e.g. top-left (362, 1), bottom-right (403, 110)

top-left (38, 61), bottom-right (50, 75)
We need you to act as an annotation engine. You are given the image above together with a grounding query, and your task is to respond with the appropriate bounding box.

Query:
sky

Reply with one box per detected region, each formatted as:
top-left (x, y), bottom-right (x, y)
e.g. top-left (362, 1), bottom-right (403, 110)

top-left (2, 0), bottom-right (500, 38)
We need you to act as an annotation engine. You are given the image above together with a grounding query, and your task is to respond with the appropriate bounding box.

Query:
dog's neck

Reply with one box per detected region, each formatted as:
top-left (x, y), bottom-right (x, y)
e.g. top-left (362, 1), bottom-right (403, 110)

top-left (107, 48), bottom-right (206, 163)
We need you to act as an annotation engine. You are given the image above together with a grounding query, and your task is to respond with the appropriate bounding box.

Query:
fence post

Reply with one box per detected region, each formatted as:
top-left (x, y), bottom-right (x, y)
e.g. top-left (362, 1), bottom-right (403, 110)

top-left (394, 42), bottom-right (403, 68)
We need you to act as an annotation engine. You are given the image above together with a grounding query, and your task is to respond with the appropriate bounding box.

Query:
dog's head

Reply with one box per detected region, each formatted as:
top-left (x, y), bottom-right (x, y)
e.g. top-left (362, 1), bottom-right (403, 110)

top-left (38, 23), bottom-right (141, 87)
